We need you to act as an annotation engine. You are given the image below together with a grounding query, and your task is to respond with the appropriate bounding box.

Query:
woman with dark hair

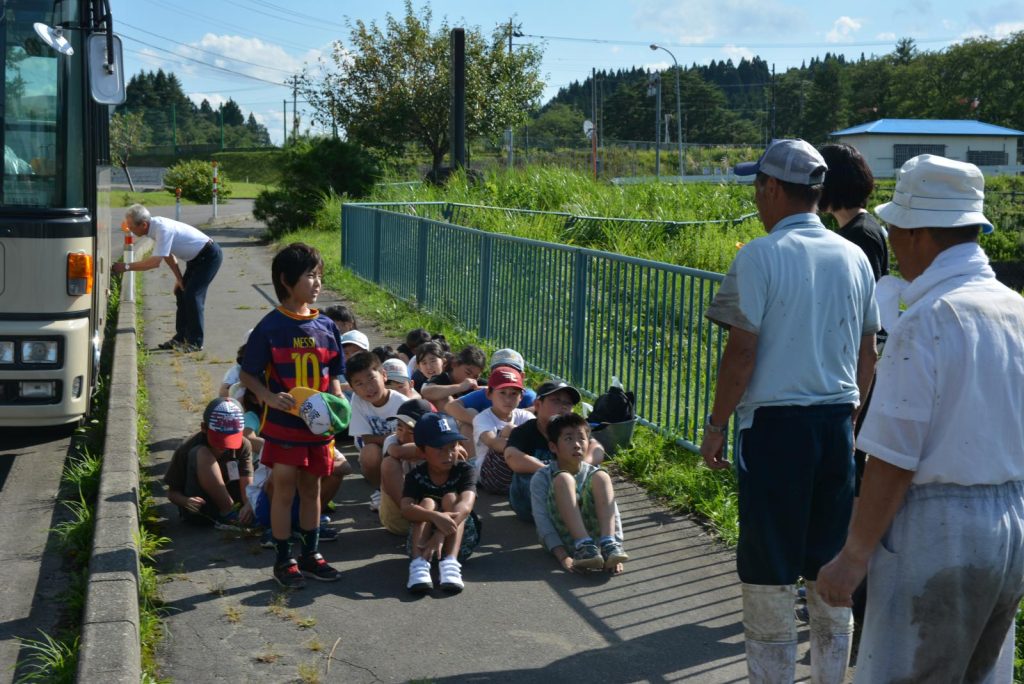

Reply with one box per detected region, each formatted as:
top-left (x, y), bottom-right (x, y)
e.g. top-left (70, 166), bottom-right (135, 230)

top-left (818, 143), bottom-right (890, 281)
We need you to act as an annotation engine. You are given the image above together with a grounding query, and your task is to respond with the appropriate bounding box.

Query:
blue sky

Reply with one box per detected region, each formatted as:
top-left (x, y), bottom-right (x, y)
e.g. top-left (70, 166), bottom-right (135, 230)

top-left (116, 0), bottom-right (1024, 144)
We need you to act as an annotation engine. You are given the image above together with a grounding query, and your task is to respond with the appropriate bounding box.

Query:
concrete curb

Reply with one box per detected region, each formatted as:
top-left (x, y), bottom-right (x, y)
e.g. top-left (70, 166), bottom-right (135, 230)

top-left (76, 273), bottom-right (141, 681)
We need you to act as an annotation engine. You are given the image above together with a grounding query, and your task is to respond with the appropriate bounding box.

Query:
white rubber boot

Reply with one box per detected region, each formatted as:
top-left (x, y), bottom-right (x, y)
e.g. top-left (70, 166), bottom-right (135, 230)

top-left (805, 581), bottom-right (853, 684)
top-left (743, 583), bottom-right (798, 684)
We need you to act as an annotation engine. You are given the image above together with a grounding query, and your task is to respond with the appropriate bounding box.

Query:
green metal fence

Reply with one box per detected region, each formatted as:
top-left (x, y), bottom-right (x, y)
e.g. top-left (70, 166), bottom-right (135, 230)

top-left (341, 202), bottom-right (730, 453)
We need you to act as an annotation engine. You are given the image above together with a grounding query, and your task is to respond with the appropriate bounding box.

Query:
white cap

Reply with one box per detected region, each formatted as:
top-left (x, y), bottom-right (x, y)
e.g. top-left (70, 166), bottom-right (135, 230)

top-left (875, 154), bottom-right (993, 234)
top-left (382, 358), bottom-right (410, 383)
top-left (734, 139), bottom-right (827, 185)
top-left (489, 348), bottom-right (525, 372)
top-left (339, 330), bottom-right (369, 351)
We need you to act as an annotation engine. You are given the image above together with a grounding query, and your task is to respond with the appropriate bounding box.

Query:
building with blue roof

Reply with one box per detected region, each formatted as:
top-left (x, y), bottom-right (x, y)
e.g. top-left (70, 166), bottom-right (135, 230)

top-left (831, 119), bottom-right (1023, 178)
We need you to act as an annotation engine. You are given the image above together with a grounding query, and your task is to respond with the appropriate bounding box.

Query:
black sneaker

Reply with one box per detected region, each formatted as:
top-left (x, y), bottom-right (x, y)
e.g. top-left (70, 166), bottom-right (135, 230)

top-left (157, 338), bottom-right (181, 350)
top-left (273, 559), bottom-right (306, 589)
top-left (173, 340), bottom-right (203, 353)
top-left (298, 553), bottom-right (341, 582)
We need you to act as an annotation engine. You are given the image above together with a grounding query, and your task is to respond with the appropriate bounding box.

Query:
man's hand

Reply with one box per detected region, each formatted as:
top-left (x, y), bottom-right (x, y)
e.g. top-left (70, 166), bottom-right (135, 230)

top-left (173, 280), bottom-right (184, 294)
top-left (266, 391), bottom-right (295, 413)
top-left (700, 431), bottom-right (730, 470)
top-left (183, 496), bottom-right (205, 513)
top-left (816, 549), bottom-right (869, 607)
top-left (453, 443), bottom-right (468, 462)
top-left (112, 261), bottom-right (127, 275)
top-left (238, 502), bottom-right (254, 525)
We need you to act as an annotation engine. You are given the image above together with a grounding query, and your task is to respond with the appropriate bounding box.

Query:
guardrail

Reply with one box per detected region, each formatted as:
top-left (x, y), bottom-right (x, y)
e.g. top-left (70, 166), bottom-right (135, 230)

top-left (341, 202), bottom-right (732, 453)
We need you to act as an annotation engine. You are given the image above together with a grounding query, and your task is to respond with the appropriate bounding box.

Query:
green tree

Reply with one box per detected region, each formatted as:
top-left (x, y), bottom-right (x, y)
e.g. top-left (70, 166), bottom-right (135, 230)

top-left (528, 103), bottom-right (586, 147)
top-left (109, 110), bottom-right (151, 172)
top-left (299, 1), bottom-right (544, 171)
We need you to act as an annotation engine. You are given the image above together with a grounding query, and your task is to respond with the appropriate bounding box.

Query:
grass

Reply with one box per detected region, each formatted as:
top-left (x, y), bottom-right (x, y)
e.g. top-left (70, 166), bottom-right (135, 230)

top-left (100, 182), bottom-right (271, 208)
top-left (15, 632), bottom-right (79, 683)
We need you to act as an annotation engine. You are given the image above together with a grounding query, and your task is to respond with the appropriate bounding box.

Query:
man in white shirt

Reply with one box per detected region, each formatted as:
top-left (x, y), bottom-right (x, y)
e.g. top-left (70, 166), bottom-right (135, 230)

top-left (817, 155), bottom-right (1024, 682)
top-left (113, 203), bottom-right (223, 352)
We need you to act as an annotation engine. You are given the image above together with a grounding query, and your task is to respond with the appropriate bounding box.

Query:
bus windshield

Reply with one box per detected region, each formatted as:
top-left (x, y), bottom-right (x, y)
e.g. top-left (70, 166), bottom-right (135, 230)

top-left (2, 2), bottom-right (65, 207)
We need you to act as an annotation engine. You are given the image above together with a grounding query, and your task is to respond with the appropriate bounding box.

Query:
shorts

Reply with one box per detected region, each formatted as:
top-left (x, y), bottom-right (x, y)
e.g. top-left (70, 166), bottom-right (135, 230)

top-left (478, 449), bottom-right (514, 494)
top-left (253, 489), bottom-right (300, 529)
top-left (262, 440), bottom-right (334, 478)
top-left (547, 467), bottom-right (599, 550)
top-left (405, 509), bottom-right (482, 563)
top-left (379, 490), bottom-right (410, 535)
top-left (736, 404), bottom-right (854, 585)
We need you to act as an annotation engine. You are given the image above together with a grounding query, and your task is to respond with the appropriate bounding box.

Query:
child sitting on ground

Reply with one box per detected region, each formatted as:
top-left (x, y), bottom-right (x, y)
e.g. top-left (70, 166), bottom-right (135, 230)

top-left (446, 348), bottom-right (537, 431)
top-left (383, 358), bottom-right (420, 400)
top-left (473, 367), bottom-right (534, 493)
top-left (410, 340), bottom-right (447, 393)
top-left (347, 351), bottom-right (408, 511)
top-left (530, 413), bottom-right (628, 574)
top-left (378, 398), bottom-right (434, 535)
top-left (323, 304), bottom-right (357, 333)
top-left (421, 345), bottom-right (486, 412)
top-left (401, 412), bottom-right (481, 594)
top-left (397, 328), bottom-right (431, 366)
top-left (164, 397), bottom-right (253, 528)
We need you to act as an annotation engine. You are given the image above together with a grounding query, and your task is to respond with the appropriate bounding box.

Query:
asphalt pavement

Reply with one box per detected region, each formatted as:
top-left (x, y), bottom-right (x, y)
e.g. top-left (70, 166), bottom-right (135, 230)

top-left (139, 215), bottom-right (817, 682)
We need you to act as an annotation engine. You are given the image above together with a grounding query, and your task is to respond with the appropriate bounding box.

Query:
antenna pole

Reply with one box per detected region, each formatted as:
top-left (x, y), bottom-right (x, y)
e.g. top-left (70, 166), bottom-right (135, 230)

top-left (592, 67), bottom-right (598, 178)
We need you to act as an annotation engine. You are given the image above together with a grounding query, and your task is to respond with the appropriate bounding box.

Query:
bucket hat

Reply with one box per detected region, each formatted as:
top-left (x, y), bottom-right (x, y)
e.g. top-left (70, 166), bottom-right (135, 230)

top-left (875, 154), bottom-right (993, 233)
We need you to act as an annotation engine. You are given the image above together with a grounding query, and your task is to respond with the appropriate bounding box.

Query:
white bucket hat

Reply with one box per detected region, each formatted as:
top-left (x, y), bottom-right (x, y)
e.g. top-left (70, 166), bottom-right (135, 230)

top-left (875, 154), bottom-right (993, 234)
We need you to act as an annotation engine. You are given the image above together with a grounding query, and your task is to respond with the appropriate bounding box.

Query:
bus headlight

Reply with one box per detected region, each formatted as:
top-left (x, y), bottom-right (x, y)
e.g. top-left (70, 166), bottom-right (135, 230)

top-left (21, 341), bottom-right (58, 363)
top-left (20, 381), bottom-right (56, 398)
top-left (0, 342), bottom-right (13, 364)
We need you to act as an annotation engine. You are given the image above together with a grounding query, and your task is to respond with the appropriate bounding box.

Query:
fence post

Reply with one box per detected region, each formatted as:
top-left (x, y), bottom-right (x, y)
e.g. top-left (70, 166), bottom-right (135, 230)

top-left (570, 248), bottom-right (588, 385)
top-left (416, 218), bottom-right (429, 306)
top-left (478, 234), bottom-right (493, 339)
top-left (211, 161), bottom-right (218, 220)
top-left (340, 205), bottom-right (348, 269)
top-left (372, 211), bottom-right (383, 284)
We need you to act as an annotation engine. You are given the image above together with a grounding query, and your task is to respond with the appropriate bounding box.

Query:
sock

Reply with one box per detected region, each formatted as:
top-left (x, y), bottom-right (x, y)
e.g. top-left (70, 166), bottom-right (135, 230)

top-left (443, 554), bottom-right (457, 562)
top-left (598, 535), bottom-right (615, 546)
top-left (299, 527), bottom-right (319, 557)
top-left (274, 538), bottom-right (291, 567)
top-left (573, 537), bottom-right (593, 550)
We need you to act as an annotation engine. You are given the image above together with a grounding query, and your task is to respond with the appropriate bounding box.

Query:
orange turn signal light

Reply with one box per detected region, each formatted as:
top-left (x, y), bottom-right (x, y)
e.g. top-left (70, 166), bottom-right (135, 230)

top-left (67, 252), bottom-right (94, 295)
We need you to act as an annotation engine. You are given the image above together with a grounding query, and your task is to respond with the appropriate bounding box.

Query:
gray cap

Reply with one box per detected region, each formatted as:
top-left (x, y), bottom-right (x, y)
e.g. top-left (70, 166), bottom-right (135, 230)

top-left (734, 139), bottom-right (827, 185)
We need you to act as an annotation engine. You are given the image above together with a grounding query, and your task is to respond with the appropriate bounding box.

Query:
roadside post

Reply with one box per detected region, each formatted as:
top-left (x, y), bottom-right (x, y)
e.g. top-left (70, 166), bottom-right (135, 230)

top-left (121, 221), bottom-right (135, 302)
top-left (175, 187), bottom-right (182, 222)
top-left (212, 161), bottom-right (219, 220)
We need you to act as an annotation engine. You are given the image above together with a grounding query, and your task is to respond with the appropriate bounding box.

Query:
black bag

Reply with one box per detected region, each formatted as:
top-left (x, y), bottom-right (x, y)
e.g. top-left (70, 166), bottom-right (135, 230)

top-left (589, 385), bottom-right (636, 425)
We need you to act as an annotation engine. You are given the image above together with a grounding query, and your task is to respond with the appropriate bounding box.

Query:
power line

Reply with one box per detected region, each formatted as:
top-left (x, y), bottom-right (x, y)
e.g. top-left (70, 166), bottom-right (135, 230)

top-left (241, 0), bottom-right (348, 30)
top-left (139, 0), bottom-right (321, 52)
top-left (522, 33), bottom-right (957, 50)
top-left (120, 34), bottom-right (288, 86)
top-left (221, 0), bottom-right (336, 33)
top-left (120, 21), bottom-right (297, 75)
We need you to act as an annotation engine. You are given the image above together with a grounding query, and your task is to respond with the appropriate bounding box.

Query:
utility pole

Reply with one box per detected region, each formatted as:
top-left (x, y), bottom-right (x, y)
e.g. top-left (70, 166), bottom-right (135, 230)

top-left (770, 64), bottom-right (777, 141)
top-left (282, 100), bottom-right (287, 146)
top-left (592, 67), bottom-right (598, 176)
top-left (506, 18), bottom-right (522, 55)
top-left (648, 71), bottom-right (661, 178)
top-left (291, 76), bottom-right (299, 142)
top-left (219, 103), bottom-right (224, 151)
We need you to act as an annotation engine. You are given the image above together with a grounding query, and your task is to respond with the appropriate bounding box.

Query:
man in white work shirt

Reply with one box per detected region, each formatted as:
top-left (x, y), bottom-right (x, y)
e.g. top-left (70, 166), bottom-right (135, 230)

top-left (817, 154), bottom-right (1024, 682)
top-left (113, 203), bottom-right (223, 352)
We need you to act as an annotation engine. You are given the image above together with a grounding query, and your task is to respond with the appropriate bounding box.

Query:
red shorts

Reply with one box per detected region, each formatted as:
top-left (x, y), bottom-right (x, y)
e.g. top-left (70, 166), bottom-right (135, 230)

top-left (262, 440), bottom-right (334, 478)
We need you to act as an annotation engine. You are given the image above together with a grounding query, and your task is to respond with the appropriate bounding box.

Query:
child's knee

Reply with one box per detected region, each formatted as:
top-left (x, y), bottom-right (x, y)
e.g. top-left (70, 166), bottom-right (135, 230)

top-left (419, 497), bottom-right (437, 511)
top-left (359, 443), bottom-right (383, 467)
top-left (440, 492), bottom-right (458, 510)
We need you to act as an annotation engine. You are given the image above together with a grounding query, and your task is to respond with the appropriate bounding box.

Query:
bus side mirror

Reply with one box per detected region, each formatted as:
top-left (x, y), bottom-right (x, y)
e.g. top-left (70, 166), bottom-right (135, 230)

top-left (87, 34), bottom-right (125, 105)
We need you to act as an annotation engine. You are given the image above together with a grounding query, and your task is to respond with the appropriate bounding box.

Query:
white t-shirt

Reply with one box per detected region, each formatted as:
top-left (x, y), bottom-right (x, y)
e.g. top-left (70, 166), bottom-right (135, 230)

top-left (148, 216), bottom-right (211, 261)
top-left (222, 364), bottom-right (240, 387)
top-left (383, 432), bottom-right (424, 475)
top-left (472, 407), bottom-right (534, 460)
top-left (349, 390), bottom-right (407, 438)
top-left (858, 244), bottom-right (1024, 486)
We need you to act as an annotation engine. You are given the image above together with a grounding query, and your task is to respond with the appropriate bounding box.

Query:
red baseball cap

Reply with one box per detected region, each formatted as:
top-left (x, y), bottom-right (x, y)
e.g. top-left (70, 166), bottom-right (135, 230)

top-left (488, 367), bottom-right (524, 391)
top-left (203, 397), bottom-right (244, 450)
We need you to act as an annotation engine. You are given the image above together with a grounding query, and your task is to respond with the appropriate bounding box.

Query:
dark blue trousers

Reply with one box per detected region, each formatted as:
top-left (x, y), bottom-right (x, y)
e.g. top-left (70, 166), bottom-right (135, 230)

top-left (174, 241), bottom-right (222, 348)
top-left (736, 403), bottom-right (854, 585)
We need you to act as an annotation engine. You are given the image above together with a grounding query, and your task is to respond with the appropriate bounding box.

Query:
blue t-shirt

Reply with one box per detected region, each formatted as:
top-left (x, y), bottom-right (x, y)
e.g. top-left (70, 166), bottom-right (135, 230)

top-left (705, 213), bottom-right (880, 431)
top-left (241, 307), bottom-right (344, 444)
top-left (460, 387), bottom-right (537, 412)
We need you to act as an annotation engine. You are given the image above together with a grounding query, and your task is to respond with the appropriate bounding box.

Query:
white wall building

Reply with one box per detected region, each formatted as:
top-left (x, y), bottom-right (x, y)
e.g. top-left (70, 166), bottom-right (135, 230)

top-left (831, 119), bottom-right (1023, 178)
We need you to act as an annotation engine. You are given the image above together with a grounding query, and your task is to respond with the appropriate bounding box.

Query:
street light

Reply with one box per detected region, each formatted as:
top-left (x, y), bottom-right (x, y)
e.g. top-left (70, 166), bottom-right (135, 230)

top-left (650, 43), bottom-right (684, 178)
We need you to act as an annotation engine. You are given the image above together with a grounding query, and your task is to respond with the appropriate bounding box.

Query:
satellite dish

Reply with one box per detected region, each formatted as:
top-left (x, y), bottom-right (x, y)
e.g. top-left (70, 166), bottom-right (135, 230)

top-left (583, 119), bottom-right (594, 140)
top-left (33, 23), bottom-right (74, 56)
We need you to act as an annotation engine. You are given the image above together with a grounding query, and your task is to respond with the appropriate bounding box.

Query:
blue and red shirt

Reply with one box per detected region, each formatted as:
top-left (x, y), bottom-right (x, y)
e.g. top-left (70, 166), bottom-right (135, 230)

top-left (241, 307), bottom-right (344, 445)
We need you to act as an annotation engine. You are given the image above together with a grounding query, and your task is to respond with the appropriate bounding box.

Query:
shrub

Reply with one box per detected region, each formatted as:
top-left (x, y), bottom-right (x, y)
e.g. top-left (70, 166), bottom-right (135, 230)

top-left (252, 137), bottom-right (378, 239)
top-left (163, 160), bottom-right (233, 203)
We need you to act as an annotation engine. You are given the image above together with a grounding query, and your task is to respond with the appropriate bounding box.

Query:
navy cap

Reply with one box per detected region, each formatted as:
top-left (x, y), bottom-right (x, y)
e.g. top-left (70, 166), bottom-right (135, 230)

top-left (390, 398), bottom-right (436, 428)
top-left (536, 381), bottom-right (581, 405)
top-left (413, 412), bottom-right (466, 448)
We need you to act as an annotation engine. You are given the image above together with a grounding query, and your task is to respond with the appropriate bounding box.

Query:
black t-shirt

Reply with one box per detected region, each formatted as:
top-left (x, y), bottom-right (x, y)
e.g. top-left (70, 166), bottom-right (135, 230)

top-left (411, 369), bottom-right (428, 393)
top-left (507, 418), bottom-right (555, 465)
top-left (838, 212), bottom-right (889, 282)
top-left (425, 371), bottom-right (473, 399)
top-left (402, 460), bottom-right (477, 503)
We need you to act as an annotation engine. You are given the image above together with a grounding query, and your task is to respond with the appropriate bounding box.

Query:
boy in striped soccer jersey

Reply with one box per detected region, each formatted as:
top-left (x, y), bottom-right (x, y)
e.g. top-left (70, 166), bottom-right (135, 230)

top-left (240, 243), bottom-right (346, 589)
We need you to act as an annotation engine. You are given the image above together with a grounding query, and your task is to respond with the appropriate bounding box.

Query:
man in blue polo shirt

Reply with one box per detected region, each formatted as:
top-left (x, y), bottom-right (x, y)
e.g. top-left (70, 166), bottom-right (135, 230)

top-left (700, 139), bottom-right (880, 683)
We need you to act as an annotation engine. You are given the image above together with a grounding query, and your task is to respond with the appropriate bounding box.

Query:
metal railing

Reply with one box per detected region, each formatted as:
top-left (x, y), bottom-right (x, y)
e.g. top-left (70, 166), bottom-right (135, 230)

top-left (341, 202), bottom-right (731, 453)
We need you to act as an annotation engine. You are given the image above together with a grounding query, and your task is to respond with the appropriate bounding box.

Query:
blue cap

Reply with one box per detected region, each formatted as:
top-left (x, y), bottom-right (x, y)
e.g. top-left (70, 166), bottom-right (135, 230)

top-left (413, 412), bottom-right (466, 448)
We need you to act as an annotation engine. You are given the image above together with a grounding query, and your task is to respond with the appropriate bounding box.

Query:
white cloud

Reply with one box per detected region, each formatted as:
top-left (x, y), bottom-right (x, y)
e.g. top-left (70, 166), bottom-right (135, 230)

top-left (610, 45), bottom-right (622, 55)
top-left (644, 60), bottom-right (671, 72)
top-left (993, 21), bottom-right (1024, 38)
top-left (187, 92), bottom-right (227, 109)
top-left (723, 44), bottom-right (754, 61)
top-left (182, 34), bottom-right (325, 83)
top-left (631, 0), bottom-right (803, 44)
top-left (826, 16), bottom-right (862, 43)
top-left (875, 32), bottom-right (897, 41)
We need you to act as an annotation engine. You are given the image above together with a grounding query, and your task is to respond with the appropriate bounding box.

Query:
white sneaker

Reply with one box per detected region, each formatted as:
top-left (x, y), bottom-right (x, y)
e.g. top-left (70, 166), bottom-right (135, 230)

top-left (369, 489), bottom-right (381, 512)
top-left (439, 557), bottom-right (464, 594)
top-left (407, 557), bottom-right (432, 594)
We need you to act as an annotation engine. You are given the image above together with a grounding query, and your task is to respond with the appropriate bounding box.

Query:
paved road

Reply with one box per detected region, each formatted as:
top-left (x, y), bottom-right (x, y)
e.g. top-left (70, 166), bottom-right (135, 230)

top-left (0, 426), bottom-right (77, 683)
top-left (140, 219), bottom-right (820, 682)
